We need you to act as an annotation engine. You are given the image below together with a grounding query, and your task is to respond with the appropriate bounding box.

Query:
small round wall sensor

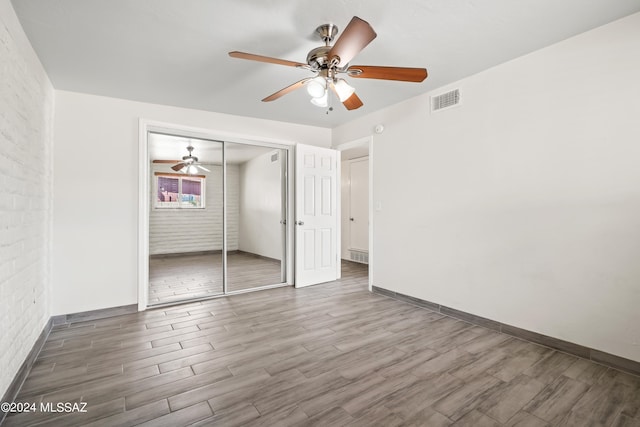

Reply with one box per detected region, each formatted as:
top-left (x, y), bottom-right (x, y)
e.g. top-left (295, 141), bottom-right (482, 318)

top-left (374, 124), bottom-right (384, 134)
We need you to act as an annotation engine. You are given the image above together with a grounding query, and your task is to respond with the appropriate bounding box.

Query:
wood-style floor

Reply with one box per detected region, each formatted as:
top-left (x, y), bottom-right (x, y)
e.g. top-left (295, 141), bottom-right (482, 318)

top-left (5, 262), bottom-right (640, 426)
top-left (149, 251), bottom-right (283, 305)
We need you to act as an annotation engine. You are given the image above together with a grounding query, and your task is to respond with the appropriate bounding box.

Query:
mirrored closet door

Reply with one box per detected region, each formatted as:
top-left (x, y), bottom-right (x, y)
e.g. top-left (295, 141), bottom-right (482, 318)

top-left (226, 142), bottom-right (287, 292)
top-left (147, 132), bottom-right (288, 306)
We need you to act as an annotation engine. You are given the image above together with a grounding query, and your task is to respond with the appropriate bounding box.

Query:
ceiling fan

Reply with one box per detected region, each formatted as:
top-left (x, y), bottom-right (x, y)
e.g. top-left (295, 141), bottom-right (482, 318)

top-left (228, 16), bottom-right (428, 111)
top-left (154, 144), bottom-right (211, 174)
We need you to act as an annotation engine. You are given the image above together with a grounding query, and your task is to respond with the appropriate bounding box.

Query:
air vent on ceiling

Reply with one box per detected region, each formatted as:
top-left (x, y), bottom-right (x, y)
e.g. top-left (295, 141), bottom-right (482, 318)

top-left (271, 152), bottom-right (279, 162)
top-left (431, 89), bottom-right (460, 112)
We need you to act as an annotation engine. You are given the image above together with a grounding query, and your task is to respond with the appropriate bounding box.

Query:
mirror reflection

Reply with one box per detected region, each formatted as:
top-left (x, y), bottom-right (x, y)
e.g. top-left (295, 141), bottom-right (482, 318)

top-left (148, 133), bottom-right (287, 305)
top-left (226, 142), bottom-right (286, 292)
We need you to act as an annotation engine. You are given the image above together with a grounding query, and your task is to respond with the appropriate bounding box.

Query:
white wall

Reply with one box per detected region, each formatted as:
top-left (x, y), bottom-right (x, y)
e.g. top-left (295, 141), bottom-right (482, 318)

top-left (333, 12), bottom-right (640, 362)
top-left (0, 0), bottom-right (54, 398)
top-left (149, 163), bottom-right (239, 255)
top-left (52, 91), bottom-right (331, 316)
top-left (238, 151), bottom-right (283, 260)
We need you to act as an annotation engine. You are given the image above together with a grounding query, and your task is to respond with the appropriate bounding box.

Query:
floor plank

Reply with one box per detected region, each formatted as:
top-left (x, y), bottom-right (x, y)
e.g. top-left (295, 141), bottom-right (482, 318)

top-left (5, 261), bottom-right (640, 426)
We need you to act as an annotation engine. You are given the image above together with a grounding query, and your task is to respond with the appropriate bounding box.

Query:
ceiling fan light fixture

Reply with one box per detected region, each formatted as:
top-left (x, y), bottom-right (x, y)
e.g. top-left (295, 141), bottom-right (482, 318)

top-left (186, 164), bottom-right (199, 175)
top-left (229, 16), bottom-right (427, 112)
top-left (306, 76), bottom-right (326, 98)
top-left (334, 78), bottom-right (355, 102)
top-left (310, 90), bottom-right (328, 108)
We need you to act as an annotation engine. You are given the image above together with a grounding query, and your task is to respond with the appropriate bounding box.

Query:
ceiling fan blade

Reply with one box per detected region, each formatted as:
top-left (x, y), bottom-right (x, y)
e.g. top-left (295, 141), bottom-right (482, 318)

top-left (262, 78), bottom-right (311, 102)
top-left (152, 159), bottom-right (180, 164)
top-left (330, 83), bottom-right (364, 110)
top-left (342, 92), bottom-right (364, 110)
top-left (348, 65), bottom-right (428, 82)
top-left (229, 51), bottom-right (306, 68)
top-left (171, 162), bottom-right (186, 171)
top-left (197, 165), bottom-right (211, 172)
top-left (328, 16), bottom-right (377, 68)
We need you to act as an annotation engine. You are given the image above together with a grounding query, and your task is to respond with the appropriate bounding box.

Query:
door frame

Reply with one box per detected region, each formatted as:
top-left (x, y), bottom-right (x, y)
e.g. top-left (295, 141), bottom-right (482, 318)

top-left (138, 119), bottom-right (295, 311)
top-left (334, 136), bottom-right (374, 291)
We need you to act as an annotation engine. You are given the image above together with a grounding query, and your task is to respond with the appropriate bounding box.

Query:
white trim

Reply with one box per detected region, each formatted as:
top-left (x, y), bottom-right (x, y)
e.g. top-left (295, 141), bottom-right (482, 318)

top-left (140, 119), bottom-right (297, 148)
top-left (222, 142), bottom-right (228, 294)
top-left (336, 158), bottom-right (342, 279)
top-left (286, 147), bottom-right (295, 285)
top-left (138, 118), bottom-right (296, 311)
top-left (138, 120), bottom-right (149, 311)
top-left (280, 149), bottom-right (290, 283)
top-left (368, 137), bottom-right (374, 292)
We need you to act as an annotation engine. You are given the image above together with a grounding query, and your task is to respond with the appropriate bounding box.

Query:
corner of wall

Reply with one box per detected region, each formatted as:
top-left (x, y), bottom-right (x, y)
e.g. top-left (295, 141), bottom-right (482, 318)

top-left (0, 0), bottom-right (54, 399)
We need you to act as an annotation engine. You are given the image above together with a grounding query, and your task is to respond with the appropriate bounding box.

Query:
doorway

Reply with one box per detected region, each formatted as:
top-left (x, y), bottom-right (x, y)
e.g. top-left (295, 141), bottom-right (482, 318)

top-left (144, 129), bottom-right (290, 307)
top-left (344, 157), bottom-right (369, 261)
top-left (336, 137), bottom-right (373, 289)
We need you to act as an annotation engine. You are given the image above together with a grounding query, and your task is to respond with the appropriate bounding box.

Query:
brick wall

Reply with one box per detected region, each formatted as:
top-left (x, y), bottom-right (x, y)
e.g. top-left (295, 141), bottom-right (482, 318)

top-left (0, 4), bottom-right (54, 399)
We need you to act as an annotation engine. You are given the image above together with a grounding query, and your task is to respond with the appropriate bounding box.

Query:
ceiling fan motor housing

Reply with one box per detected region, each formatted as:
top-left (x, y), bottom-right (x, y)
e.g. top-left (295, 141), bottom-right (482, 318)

top-left (306, 46), bottom-right (333, 70)
top-left (182, 145), bottom-right (196, 163)
top-left (315, 23), bottom-right (338, 44)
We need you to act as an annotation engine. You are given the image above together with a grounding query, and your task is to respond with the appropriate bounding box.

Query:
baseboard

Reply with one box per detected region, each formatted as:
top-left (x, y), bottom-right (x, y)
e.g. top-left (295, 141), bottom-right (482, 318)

top-left (1, 303), bottom-right (138, 425)
top-left (0, 317), bottom-right (53, 425)
top-left (51, 304), bottom-right (138, 326)
top-left (235, 250), bottom-right (281, 263)
top-left (149, 250), bottom-right (223, 258)
top-left (372, 286), bottom-right (640, 377)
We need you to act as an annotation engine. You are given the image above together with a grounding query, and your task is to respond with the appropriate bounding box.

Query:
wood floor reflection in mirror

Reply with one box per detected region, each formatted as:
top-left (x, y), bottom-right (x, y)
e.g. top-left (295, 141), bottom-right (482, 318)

top-left (149, 251), bottom-right (282, 305)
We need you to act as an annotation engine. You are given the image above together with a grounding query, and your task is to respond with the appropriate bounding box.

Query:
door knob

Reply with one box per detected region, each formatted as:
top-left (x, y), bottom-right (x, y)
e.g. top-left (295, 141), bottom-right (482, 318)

top-left (280, 219), bottom-right (286, 225)
top-left (350, 217), bottom-right (354, 221)
top-left (296, 221), bottom-right (304, 226)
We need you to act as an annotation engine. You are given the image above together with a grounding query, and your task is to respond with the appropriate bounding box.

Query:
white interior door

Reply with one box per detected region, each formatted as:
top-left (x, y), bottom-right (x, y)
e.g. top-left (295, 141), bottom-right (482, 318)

top-left (349, 158), bottom-right (369, 252)
top-left (295, 144), bottom-right (339, 287)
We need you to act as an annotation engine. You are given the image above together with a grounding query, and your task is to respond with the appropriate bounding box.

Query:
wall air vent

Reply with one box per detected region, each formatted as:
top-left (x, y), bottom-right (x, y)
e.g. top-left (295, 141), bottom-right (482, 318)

top-left (431, 89), bottom-right (460, 112)
top-left (349, 250), bottom-right (369, 265)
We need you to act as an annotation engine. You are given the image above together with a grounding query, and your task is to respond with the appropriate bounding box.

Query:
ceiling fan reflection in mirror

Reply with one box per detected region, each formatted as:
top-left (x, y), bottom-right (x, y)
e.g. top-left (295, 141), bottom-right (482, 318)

top-left (172, 144), bottom-right (210, 174)
top-left (153, 144), bottom-right (210, 175)
top-left (229, 16), bottom-right (428, 111)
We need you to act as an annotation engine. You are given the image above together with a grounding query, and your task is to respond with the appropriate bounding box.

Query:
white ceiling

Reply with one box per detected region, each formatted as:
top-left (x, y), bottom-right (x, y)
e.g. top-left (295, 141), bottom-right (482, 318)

top-left (11, 0), bottom-right (640, 128)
